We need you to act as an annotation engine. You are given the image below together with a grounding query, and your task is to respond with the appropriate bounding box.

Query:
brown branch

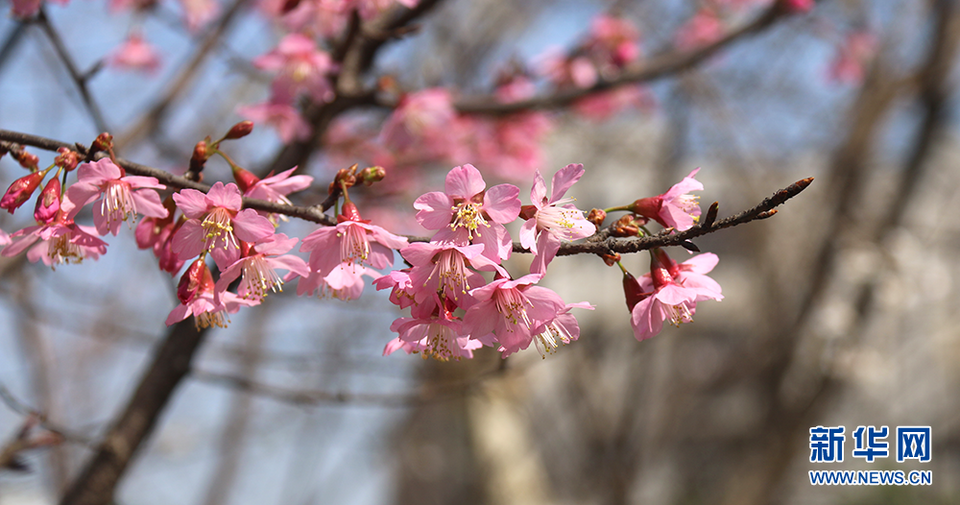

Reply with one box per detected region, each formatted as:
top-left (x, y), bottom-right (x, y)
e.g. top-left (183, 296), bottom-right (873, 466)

top-left (59, 321), bottom-right (209, 505)
top-left (0, 129), bottom-right (336, 226)
top-left (0, 129), bottom-right (812, 257)
top-left (453, 3), bottom-right (792, 115)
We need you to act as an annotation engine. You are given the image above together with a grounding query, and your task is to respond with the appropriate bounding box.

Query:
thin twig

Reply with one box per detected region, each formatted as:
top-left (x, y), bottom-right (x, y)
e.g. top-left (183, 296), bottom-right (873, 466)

top-left (35, 8), bottom-right (109, 132)
top-left (0, 129), bottom-right (813, 255)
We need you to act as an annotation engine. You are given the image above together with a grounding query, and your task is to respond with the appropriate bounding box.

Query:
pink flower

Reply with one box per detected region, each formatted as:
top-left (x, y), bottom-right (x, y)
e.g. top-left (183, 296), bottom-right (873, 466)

top-left (0, 229), bottom-right (10, 246)
top-left (414, 164), bottom-right (521, 261)
top-left (373, 269), bottom-right (417, 310)
top-left (572, 85), bottom-right (653, 121)
top-left (1, 211), bottom-right (107, 268)
top-left (232, 165), bottom-right (312, 223)
top-left (107, 33), bottom-right (162, 74)
top-left (519, 163), bottom-right (595, 274)
top-left (238, 101), bottom-right (312, 144)
top-left (253, 34), bottom-right (336, 103)
top-left (10, 0), bottom-right (42, 18)
top-left (400, 241), bottom-right (503, 306)
top-left (537, 50), bottom-right (598, 89)
top-left (627, 250), bottom-right (722, 341)
top-left (300, 201), bottom-right (408, 278)
top-left (61, 158), bottom-right (168, 236)
top-left (462, 273), bottom-right (567, 357)
top-left (531, 301), bottom-right (594, 357)
top-left (463, 112), bottom-right (552, 181)
top-left (171, 181), bottom-right (275, 269)
top-left (388, 295), bottom-right (480, 361)
top-left (380, 88), bottom-right (465, 159)
top-left (585, 14), bottom-right (641, 69)
top-left (215, 233), bottom-right (309, 303)
top-left (628, 168), bottom-right (703, 231)
top-left (166, 257), bottom-right (253, 329)
top-left (294, 263), bottom-right (375, 300)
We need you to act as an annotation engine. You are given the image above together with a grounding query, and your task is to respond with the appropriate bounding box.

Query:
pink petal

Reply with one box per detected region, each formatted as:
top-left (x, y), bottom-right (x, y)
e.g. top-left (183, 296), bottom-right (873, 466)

top-left (444, 164), bottom-right (486, 198)
top-left (78, 159), bottom-right (122, 183)
top-left (630, 297), bottom-right (662, 341)
top-left (530, 232), bottom-right (561, 275)
top-left (131, 189), bottom-right (168, 218)
top-left (61, 182), bottom-right (104, 218)
top-left (121, 175), bottom-right (165, 190)
top-left (518, 219), bottom-right (538, 253)
top-left (482, 184), bottom-right (521, 224)
top-left (232, 209), bottom-right (275, 242)
top-left (172, 220), bottom-right (206, 260)
top-left (681, 252), bottom-right (718, 274)
top-left (172, 189), bottom-right (210, 219)
top-left (529, 170), bottom-right (547, 205)
top-left (267, 254), bottom-right (310, 278)
top-left (550, 163), bottom-right (585, 202)
top-left (414, 191), bottom-right (454, 230)
top-left (205, 182), bottom-right (243, 211)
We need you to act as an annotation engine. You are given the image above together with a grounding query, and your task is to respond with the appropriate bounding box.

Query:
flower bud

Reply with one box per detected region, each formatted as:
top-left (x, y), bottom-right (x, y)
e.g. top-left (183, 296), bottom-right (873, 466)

top-left (55, 147), bottom-right (80, 172)
top-left (358, 166), bottom-right (386, 186)
top-left (0, 171), bottom-right (44, 214)
top-left (586, 208), bottom-right (606, 229)
top-left (652, 248), bottom-right (680, 278)
top-left (177, 257), bottom-right (211, 304)
top-left (338, 201), bottom-right (364, 222)
top-left (601, 252), bottom-right (621, 267)
top-left (14, 150), bottom-right (39, 170)
top-left (34, 177), bottom-right (61, 224)
top-left (231, 165), bottom-right (261, 193)
top-left (92, 132), bottom-right (114, 153)
top-left (622, 270), bottom-right (646, 311)
top-left (225, 121), bottom-right (254, 140)
top-left (610, 214), bottom-right (640, 237)
top-left (328, 164), bottom-right (358, 195)
top-left (627, 196), bottom-right (661, 222)
top-left (519, 204), bottom-right (537, 220)
top-left (188, 140), bottom-right (208, 178)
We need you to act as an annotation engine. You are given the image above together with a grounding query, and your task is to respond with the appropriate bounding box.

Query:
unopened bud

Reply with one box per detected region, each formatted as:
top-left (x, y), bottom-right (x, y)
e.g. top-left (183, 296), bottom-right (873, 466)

top-left (328, 164), bottom-right (358, 195)
top-left (338, 201), bottom-right (364, 222)
top-left (14, 150), bottom-right (39, 170)
top-left (231, 165), bottom-right (260, 193)
top-left (189, 140), bottom-right (208, 175)
top-left (225, 121), bottom-right (254, 140)
top-left (55, 147), bottom-right (80, 172)
top-left (622, 270), bottom-right (646, 311)
top-left (586, 208), bottom-right (606, 229)
top-left (1, 171), bottom-right (44, 214)
top-left (610, 214), bottom-right (640, 237)
top-left (358, 166), bottom-right (386, 186)
top-left (92, 132), bottom-right (114, 153)
top-left (34, 177), bottom-right (61, 224)
top-left (601, 252), bottom-right (621, 267)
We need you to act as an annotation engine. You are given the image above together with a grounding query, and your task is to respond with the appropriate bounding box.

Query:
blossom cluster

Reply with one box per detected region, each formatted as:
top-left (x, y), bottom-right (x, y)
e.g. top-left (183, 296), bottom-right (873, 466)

top-left (0, 134), bottom-right (724, 359)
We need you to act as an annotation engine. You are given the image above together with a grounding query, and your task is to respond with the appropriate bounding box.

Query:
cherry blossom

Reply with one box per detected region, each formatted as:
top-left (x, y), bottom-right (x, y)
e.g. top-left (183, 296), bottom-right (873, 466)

top-left (171, 181), bottom-right (275, 269)
top-left (462, 273), bottom-right (567, 357)
top-left (414, 163), bottom-right (521, 261)
top-left (61, 158), bottom-right (167, 236)
top-left (380, 88), bottom-right (466, 160)
top-left (253, 34), bottom-right (336, 103)
top-left (626, 250), bottom-right (722, 341)
top-left (519, 163), bottom-right (595, 274)
top-left (675, 8), bottom-right (724, 50)
top-left (628, 168), bottom-right (703, 231)
top-left (531, 301), bottom-right (594, 357)
top-left (215, 233), bottom-right (309, 303)
top-left (107, 33), bottom-right (162, 74)
top-left (33, 177), bottom-right (61, 224)
top-left (166, 257), bottom-right (253, 329)
top-left (179, 0), bottom-right (219, 32)
top-left (400, 241), bottom-right (502, 305)
top-left (232, 165), bottom-right (313, 223)
top-left (1, 211), bottom-right (107, 268)
top-left (388, 295), bottom-right (479, 361)
top-left (136, 211), bottom-right (186, 275)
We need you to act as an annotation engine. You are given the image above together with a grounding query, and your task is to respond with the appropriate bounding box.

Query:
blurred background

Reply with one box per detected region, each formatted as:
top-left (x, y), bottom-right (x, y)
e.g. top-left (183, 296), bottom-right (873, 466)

top-left (0, 0), bottom-right (958, 504)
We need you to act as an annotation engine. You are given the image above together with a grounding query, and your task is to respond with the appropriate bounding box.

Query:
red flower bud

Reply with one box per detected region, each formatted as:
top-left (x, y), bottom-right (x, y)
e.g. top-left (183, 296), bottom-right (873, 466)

top-left (55, 148), bottom-right (80, 172)
top-left (622, 271), bottom-right (646, 311)
top-left (34, 177), bottom-right (61, 224)
top-left (338, 201), bottom-right (364, 222)
top-left (225, 121), bottom-right (254, 140)
top-left (519, 204), bottom-right (537, 220)
top-left (231, 165), bottom-right (261, 193)
top-left (189, 140), bottom-right (208, 176)
top-left (628, 196), bottom-right (662, 222)
top-left (1, 172), bottom-right (44, 214)
top-left (92, 132), bottom-right (114, 153)
top-left (177, 258), bottom-right (212, 304)
top-left (14, 150), bottom-right (39, 170)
